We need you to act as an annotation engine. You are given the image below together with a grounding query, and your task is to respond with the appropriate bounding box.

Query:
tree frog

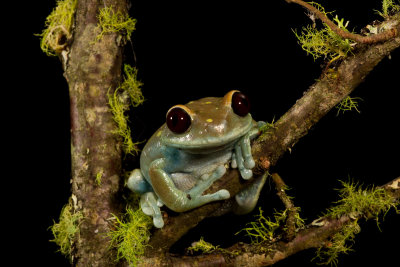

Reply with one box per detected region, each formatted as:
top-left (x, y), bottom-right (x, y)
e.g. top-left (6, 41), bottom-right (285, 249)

top-left (127, 90), bottom-right (266, 228)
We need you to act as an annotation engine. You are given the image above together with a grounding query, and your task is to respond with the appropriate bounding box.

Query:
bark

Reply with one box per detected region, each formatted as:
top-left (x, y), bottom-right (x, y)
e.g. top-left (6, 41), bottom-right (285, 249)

top-left (145, 17), bottom-right (400, 257)
top-left (63, 0), bottom-right (128, 266)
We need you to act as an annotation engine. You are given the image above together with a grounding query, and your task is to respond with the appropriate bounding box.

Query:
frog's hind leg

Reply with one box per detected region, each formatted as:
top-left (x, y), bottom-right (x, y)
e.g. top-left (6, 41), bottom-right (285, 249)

top-left (234, 172), bottom-right (268, 215)
top-left (140, 192), bottom-right (164, 228)
top-left (149, 159), bottom-right (230, 213)
top-left (127, 169), bottom-right (153, 194)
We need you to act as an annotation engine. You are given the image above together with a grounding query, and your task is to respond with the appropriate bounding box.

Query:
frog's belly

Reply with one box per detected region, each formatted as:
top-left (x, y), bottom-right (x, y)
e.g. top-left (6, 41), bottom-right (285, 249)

top-left (170, 150), bottom-right (232, 192)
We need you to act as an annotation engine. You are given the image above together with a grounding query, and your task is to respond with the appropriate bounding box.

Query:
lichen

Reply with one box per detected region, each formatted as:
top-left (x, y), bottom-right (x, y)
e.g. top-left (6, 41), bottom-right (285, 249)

top-left (49, 197), bottom-right (83, 260)
top-left (107, 207), bottom-right (152, 266)
top-left (96, 6), bottom-right (136, 42)
top-left (335, 96), bottom-right (362, 116)
top-left (293, 3), bottom-right (354, 62)
top-left (37, 0), bottom-right (77, 56)
top-left (314, 180), bottom-right (398, 266)
top-left (108, 64), bottom-right (144, 156)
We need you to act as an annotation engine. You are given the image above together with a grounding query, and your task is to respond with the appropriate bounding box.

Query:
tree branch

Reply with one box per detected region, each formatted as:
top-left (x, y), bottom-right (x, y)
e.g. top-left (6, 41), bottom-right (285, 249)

top-left (64, 1), bottom-right (128, 266)
top-left (145, 16), bottom-right (400, 257)
top-left (284, 0), bottom-right (399, 44)
top-left (141, 177), bottom-right (399, 266)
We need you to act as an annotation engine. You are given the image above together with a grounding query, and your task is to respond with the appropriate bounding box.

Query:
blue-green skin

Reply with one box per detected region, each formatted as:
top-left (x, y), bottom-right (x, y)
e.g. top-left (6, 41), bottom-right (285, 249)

top-left (128, 91), bottom-right (265, 228)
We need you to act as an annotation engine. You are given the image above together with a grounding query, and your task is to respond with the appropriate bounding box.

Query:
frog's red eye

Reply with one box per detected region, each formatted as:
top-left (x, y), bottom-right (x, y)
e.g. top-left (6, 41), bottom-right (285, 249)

top-left (232, 91), bottom-right (250, 117)
top-left (166, 107), bottom-right (191, 134)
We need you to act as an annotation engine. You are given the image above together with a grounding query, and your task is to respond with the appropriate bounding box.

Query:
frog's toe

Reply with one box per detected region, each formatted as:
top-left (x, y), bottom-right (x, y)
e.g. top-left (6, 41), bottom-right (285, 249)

top-left (153, 215), bottom-right (164, 228)
top-left (141, 205), bottom-right (154, 216)
top-left (240, 168), bottom-right (253, 180)
top-left (216, 189), bottom-right (230, 199)
top-left (231, 152), bottom-right (238, 168)
top-left (214, 165), bottom-right (227, 178)
top-left (244, 158), bottom-right (255, 169)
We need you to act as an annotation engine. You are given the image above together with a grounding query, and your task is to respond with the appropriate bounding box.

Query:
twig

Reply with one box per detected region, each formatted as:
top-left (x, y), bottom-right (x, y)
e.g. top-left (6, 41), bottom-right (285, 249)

top-left (270, 173), bottom-right (300, 241)
top-left (284, 0), bottom-right (399, 44)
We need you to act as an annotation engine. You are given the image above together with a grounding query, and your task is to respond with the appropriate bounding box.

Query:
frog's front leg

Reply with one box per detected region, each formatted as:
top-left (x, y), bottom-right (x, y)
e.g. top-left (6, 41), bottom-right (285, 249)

top-left (232, 121), bottom-right (265, 180)
top-left (149, 158), bottom-right (230, 213)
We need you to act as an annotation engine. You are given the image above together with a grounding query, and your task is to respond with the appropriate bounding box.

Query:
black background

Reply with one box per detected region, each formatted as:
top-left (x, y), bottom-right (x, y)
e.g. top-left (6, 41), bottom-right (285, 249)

top-left (8, 0), bottom-right (399, 266)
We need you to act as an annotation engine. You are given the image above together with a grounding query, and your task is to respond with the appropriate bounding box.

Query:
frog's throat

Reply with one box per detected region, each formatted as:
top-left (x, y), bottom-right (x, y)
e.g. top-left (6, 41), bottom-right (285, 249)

top-left (161, 117), bottom-right (253, 150)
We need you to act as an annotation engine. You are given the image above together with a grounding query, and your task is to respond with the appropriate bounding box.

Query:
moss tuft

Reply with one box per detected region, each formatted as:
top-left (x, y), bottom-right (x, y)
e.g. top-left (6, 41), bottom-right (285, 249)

top-left (376, 0), bottom-right (400, 18)
top-left (120, 65), bottom-right (145, 107)
top-left (326, 180), bottom-right (397, 220)
top-left (49, 197), bottom-right (83, 260)
top-left (96, 6), bottom-right (136, 42)
top-left (188, 237), bottom-right (219, 254)
top-left (314, 220), bottom-right (361, 266)
top-left (108, 64), bottom-right (144, 156)
top-left (237, 208), bottom-right (288, 243)
top-left (335, 96), bottom-right (362, 116)
top-left (259, 118), bottom-right (276, 138)
top-left (314, 180), bottom-right (398, 265)
top-left (107, 207), bottom-right (152, 266)
top-left (293, 3), bottom-right (354, 61)
top-left (37, 0), bottom-right (77, 56)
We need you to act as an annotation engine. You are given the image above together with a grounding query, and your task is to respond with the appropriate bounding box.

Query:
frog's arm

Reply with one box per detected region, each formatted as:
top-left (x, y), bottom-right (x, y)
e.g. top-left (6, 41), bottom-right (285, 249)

top-left (232, 121), bottom-right (265, 180)
top-left (149, 158), bottom-right (230, 212)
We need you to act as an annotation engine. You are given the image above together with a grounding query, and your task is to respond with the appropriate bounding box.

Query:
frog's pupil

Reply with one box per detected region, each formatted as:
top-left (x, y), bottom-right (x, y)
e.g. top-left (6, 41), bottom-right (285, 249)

top-left (232, 92), bottom-right (250, 117)
top-left (166, 107), bottom-right (191, 134)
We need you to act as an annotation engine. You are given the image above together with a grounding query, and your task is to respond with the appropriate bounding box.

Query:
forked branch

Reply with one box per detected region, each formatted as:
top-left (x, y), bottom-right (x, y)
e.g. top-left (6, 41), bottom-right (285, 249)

top-left (285, 0), bottom-right (399, 44)
top-left (144, 16), bottom-right (400, 259)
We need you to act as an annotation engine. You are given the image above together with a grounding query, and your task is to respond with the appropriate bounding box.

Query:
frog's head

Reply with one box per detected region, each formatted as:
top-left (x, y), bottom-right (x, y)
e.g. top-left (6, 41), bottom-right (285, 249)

top-left (161, 90), bottom-right (253, 152)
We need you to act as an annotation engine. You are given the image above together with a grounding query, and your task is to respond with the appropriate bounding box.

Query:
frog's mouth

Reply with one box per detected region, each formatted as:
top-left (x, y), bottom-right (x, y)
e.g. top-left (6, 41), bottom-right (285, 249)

top-left (161, 119), bottom-right (254, 154)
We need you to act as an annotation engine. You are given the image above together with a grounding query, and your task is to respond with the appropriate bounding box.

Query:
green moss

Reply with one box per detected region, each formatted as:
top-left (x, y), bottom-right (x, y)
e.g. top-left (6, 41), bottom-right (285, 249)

top-left (326, 180), bottom-right (397, 220)
top-left (95, 168), bottom-right (104, 186)
top-left (259, 118), bottom-right (276, 138)
top-left (96, 6), bottom-right (136, 42)
top-left (293, 3), bottom-right (354, 61)
top-left (120, 65), bottom-right (145, 107)
top-left (376, 0), bottom-right (400, 18)
top-left (37, 0), bottom-right (77, 56)
top-left (108, 64), bottom-right (144, 156)
top-left (314, 180), bottom-right (398, 265)
top-left (237, 208), bottom-right (288, 243)
top-left (49, 197), bottom-right (83, 260)
top-left (188, 237), bottom-right (220, 254)
top-left (187, 237), bottom-right (240, 256)
top-left (107, 207), bottom-right (152, 266)
top-left (335, 96), bottom-right (362, 116)
top-left (314, 220), bottom-right (361, 266)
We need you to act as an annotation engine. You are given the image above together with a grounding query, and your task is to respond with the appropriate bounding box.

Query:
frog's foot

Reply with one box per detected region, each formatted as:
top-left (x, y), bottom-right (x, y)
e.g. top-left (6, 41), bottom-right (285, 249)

top-left (234, 173), bottom-right (268, 215)
top-left (127, 169), bottom-right (153, 194)
top-left (140, 192), bottom-right (164, 228)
